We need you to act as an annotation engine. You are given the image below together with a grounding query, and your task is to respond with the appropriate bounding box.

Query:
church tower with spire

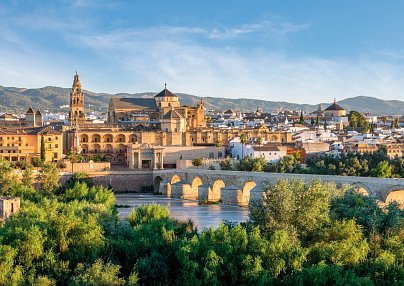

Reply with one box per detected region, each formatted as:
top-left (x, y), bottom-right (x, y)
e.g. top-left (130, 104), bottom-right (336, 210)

top-left (69, 72), bottom-right (86, 126)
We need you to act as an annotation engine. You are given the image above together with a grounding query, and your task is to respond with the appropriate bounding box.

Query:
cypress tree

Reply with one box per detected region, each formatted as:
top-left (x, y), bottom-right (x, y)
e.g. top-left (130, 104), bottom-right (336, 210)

top-left (299, 111), bottom-right (304, 125)
top-left (316, 115), bottom-right (320, 126)
top-left (40, 135), bottom-right (46, 162)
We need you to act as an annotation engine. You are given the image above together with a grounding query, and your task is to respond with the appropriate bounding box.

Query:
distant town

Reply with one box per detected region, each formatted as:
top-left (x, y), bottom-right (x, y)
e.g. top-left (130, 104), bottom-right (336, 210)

top-left (0, 72), bottom-right (403, 171)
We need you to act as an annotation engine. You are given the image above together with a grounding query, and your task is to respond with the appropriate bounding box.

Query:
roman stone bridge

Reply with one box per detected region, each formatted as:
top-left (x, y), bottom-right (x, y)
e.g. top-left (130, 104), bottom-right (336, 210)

top-left (152, 169), bottom-right (404, 207)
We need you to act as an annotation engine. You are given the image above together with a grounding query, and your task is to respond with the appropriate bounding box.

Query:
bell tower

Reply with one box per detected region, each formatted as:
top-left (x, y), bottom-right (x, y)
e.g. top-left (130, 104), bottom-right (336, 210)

top-left (69, 72), bottom-right (86, 126)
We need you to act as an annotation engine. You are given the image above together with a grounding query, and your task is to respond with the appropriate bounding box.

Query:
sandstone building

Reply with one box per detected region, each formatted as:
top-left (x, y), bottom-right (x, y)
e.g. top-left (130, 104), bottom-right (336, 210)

top-left (65, 74), bottom-right (292, 168)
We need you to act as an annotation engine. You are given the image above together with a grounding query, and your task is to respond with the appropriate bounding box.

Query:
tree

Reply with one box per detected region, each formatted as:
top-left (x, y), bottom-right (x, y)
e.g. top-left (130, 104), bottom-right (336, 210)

top-left (310, 117), bottom-right (315, 126)
top-left (256, 137), bottom-right (263, 158)
top-left (40, 135), bottom-right (46, 162)
top-left (21, 165), bottom-right (33, 187)
top-left (66, 151), bottom-right (83, 173)
top-left (370, 160), bottom-right (392, 178)
top-left (191, 157), bottom-right (203, 167)
top-left (240, 133), bottom-right (248, 160)
top-left (323, 120), bottom-right (327, 130)
top-left (316, 115), bottom-right (320, 126)
top-left (37, 163), bottom-right (60, 194)
top-left (219, 156), bottom-right (233, 170)
top-left (299, 111), bottom-right (304, 125)
top-left (69, 259), bottom-right (125, 286)
top-left (249, 179), bottom-right (336, 241)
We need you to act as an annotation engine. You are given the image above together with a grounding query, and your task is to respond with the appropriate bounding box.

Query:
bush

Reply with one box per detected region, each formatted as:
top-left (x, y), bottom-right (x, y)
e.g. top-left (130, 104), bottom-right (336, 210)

top-left (191, 157), bottom-right (203, 167)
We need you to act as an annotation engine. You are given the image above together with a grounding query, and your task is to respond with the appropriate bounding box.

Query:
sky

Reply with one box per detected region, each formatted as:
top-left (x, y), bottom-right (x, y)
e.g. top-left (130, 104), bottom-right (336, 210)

top-left (1, 0), bottom-right (404, 104)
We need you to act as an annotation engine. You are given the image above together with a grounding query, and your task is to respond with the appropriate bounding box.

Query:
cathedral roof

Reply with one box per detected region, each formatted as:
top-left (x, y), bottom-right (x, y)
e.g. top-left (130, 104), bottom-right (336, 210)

top-left (110, 98), bottom-right (157, 110)
top-left (154, 86), bottom-right (178, 98)
top-left (26, 107), bottom-right (34, 114)
top-left (35, 110), bottom-right (42, 115)
top-left (324, 100), bottom-right (345, 111)
top-left (163, 109), bottom-right (183, 119)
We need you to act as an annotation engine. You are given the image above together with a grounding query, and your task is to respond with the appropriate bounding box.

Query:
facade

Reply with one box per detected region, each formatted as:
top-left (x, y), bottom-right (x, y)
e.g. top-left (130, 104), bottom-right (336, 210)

top-left (0, 126), bottom-right (63, 163)
top-left (107, 85), bottom-right (206, 130)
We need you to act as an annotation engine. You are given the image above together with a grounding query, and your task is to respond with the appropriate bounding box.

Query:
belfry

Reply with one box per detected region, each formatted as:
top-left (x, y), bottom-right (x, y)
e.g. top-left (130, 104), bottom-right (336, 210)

top-left (69, 72), bottom-right (86, 125)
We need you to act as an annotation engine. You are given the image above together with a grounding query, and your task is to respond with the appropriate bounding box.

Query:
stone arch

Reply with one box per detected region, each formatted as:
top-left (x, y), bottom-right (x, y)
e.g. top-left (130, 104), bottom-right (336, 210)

top-left (238, 180), bottom-right (257, 206)
top-left (191, 176), bottom-right (203, 189)
top-left (129, 134), bottom-right (138, 143)
top-left (116, 144), bottom-right (126, 154)
top-left (91, 134), bottom-right (101, 143)
top-left (104, 144), bottom-right (113, 153)
top-left (385, 189), bottom-right (404, 207)
top-left (351, 183), bottom-right (370, 196)
top-left (103, 134), bottom-right (113, 143)
top-left (115, 134), bottom-right (126, 143)
top-left (242, 180), bottom-right (257, 193)
top-left (154, 176), bottom-right (163, 193)
top-left (80, 134), bottom-right (88, 143)
top-left (81, 144), bottom-right (88, 154)
top-left (270, 135), bottom-right (278, 142)
top-left (171, 174), bottom-right (181, 184)
top-left (116, 153), bottom-right (126, 164)
top-left (209, 179), bottom-right (225, 202)
top-left (92, 143), bottom-right (101, 154)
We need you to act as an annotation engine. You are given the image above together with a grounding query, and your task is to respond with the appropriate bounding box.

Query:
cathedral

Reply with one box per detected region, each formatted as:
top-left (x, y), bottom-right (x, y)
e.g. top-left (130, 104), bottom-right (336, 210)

top-left (65, 73), bottom-right (291, 167)
top-left (107, 83), bottom-right (206, 131)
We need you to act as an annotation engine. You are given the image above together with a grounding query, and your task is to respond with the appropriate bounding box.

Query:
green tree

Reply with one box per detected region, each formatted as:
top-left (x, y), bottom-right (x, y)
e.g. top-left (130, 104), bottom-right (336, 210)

top-left (191, 157), bottom-right (203, 167)
top-left (299, 111), bottom-right (304, 125)
top-left (219, 156), bottom-right (233, 170)
top-left (316, 115), bottom-right (320, 126)
top-left (37, 163), bottom-right (60, 194)
top-left (21, 165), bottom-right (33, 187)
top-left (256, 137), bottom-right (263, 158)
top-left (40, 135), bottom-right (46, 162)
top-left (66, 151), bottom-right (83, 173)
top-left (69, 259), bottom-right (125, 286)
top-left (240, 133), bottom-right (247, 160)
top-left (370, 160), bottom-right (392, 178)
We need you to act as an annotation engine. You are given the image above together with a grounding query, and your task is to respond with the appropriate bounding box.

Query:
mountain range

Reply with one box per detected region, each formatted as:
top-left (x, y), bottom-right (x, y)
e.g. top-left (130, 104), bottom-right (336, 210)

top-left (0, 85), bottom-right (403, 115)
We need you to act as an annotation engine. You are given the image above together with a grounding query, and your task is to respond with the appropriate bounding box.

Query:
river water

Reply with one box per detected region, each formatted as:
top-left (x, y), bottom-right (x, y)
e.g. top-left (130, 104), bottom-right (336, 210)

top-left (115, 193), bottom-right (249, 230)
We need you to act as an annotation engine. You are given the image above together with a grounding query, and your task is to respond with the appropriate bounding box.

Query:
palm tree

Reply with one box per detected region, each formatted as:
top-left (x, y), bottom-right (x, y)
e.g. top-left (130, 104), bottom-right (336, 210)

top-left (240, 133), bottom-right (247, 160)
top-left (66, 151), bottom-right (83, 173)
top-left (257, 137), bottom-right (263, 158)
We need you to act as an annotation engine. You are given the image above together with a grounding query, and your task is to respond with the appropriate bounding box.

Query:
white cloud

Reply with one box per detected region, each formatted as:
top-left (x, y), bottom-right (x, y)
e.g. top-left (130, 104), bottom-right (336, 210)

top-left (71, 23), bottom-right (404, 104)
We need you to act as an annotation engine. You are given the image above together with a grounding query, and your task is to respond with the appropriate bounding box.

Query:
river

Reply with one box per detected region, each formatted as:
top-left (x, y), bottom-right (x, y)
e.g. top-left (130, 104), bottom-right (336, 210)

top-left (115, 193), bottom-right (249, 230)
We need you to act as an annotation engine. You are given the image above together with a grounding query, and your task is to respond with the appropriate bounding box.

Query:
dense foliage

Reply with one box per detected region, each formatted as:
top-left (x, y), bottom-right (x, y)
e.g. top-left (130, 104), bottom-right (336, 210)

top-left (0, 159), bottom-right (403, 285)
top-left (306, 146), bottom-right (404, 178)
top-left (220, 146), bottom-right (404, 178)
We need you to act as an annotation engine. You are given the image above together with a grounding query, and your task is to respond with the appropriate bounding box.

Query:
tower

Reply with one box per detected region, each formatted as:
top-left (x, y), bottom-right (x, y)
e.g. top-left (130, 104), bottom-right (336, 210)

top-left (26, 107), bottom-right (35, 127)
top-left (69, 72), bottom-right (86, 126)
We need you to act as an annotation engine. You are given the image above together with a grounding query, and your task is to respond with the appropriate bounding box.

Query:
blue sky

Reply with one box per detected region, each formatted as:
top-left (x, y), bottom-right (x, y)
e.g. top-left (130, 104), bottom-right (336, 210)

top-left (1, 0), bottom-right (404, 104)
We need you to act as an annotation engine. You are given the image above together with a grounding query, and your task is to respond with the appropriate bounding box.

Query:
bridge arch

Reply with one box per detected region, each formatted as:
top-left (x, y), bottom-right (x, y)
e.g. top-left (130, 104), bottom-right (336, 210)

top-left (385, 188), bottom-right (404, 207)
top-left (191, 176), bottom-right (203, 190)
top-left (351, 183), bottom-right (370, 196)
top-left (154, 176), bottom-right (163, 193)
top-left (171, 174), bottom-right (181, 184)
top-left (209, 179), bottom-right (225, 202)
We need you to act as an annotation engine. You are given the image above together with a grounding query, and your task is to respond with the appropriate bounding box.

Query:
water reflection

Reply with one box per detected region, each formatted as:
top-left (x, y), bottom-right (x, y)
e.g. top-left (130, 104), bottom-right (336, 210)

top-left (115, 193), bottom-right (249, 230)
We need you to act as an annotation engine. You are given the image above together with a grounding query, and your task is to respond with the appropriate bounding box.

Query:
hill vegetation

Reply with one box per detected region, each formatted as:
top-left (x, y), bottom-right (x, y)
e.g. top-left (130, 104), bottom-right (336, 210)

top-left (1, 84), bottom-right (404, 115)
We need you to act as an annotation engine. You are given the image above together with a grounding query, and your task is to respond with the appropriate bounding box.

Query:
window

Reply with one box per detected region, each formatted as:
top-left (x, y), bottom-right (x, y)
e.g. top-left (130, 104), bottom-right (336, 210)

top-left (48, 144), bottom-right (51, 149)
top-left (53, 152), bottom-right (58, 158)
top-left (55, 144), bottom-right (58, 148)
top-left (48, 138), bottom-right (51, 142)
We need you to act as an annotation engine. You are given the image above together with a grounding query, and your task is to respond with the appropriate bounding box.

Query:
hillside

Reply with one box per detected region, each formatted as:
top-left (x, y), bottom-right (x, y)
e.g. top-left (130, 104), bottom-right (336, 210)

top-left (0, 85), bottom-right (403, 115)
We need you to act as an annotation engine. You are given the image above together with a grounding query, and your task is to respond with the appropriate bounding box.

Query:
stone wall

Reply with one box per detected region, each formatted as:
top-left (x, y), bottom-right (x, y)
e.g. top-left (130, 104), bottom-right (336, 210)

top-left (60, 171), bottom-right (153, 192)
